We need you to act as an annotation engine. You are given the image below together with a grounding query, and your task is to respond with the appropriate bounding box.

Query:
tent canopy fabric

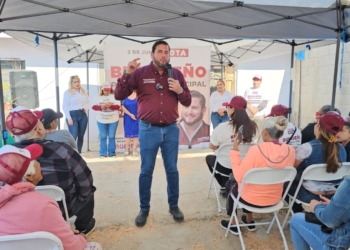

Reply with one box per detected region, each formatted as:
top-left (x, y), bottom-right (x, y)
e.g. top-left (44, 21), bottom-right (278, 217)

top-left (0, 0), bottom-right (345, 39)
top-left (4, 31), bottom-right (336, 65)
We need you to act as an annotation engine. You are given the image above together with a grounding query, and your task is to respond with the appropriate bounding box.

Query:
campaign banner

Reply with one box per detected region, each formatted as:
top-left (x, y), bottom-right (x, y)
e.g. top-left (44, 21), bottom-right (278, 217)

top-left (104, 45), bottom-right (211, 152)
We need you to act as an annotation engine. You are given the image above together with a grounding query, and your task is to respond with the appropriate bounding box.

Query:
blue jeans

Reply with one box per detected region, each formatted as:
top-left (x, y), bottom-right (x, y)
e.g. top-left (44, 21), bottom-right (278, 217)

top-left (138, 120), bottom-right (179, 211)
top-left (290, 213), bottom-right (330, 250)
top-left (97, 121), bottom-right (118, 156)
top-left (67, 110), bottom-right (88, 153)
top-left (211, 112), bottom-right (229, 129)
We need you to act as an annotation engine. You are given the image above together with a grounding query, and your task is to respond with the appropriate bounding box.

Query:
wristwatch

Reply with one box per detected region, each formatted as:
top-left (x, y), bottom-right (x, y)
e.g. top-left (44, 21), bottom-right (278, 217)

top-left (178, 88), bottom-right (184, 95)
top-left (123, 70), bottom-right (131, 77)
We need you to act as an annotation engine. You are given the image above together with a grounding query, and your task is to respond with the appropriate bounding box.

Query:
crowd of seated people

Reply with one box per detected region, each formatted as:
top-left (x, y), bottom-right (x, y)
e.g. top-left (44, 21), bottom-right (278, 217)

top-left (207, 100), bottom-right (350, 249)
top-left (1, 106), bottom-right (100, 249)
top-left (0, 144), bottom-right (102, 250)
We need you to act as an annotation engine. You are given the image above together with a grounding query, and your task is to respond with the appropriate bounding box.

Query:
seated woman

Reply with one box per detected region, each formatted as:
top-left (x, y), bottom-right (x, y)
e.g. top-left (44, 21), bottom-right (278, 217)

top-left (290, 175), bottom-right (350, 250)
top-left (301, 104), bottom-right (341, 144)
top-left (288, 111), bottom-right (346, 213)
top-left (221, 116), bottom-right (295, 234)
top-left (42, 108), bottom-right (78, 150)
top-left (206, 96), bottom-right (257, 197)
top-left (0, 144), bottom-right (101, 250)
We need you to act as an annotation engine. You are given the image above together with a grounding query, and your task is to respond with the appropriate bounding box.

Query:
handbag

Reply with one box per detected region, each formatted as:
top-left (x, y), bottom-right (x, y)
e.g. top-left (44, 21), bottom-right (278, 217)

top-left (304, 212), bottom-right (333, 234)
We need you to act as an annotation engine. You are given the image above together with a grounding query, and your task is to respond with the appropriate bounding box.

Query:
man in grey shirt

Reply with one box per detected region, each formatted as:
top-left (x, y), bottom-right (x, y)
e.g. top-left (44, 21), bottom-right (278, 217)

top-left (41, 108), bottom-right (78, 150)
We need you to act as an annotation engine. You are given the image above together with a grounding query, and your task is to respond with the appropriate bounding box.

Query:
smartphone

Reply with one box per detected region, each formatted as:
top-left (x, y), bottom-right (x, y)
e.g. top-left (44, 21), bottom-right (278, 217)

top-left (236, 125), bottom-right (243, 142)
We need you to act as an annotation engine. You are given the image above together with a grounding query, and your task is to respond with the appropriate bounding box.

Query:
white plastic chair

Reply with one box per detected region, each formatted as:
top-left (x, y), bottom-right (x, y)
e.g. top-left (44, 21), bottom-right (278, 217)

top-left (207, 142), bottom-right (232, 212)
top-left (0, 231), bottom-right (63, 250)
top-left (35, 185), bottom-right (76, 225)
top-left (225, 167), bottom-right (297, 250)
top-left (238, 143), bottom-right (256, 160)
top-left (281, 162), bottom-right (350, 230)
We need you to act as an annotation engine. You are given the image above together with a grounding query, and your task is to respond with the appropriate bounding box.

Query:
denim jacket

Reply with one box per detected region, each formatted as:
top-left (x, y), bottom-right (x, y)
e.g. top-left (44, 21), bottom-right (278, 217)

top-left (314, 175), bottom-right (350, 249)
top-left (296, 140), bottom-right (346, 182)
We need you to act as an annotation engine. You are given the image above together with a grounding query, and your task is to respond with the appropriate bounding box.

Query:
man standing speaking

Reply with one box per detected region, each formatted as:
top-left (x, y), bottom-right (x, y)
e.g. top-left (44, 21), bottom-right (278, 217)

top-left (115, 41), bottom-right (191, 227)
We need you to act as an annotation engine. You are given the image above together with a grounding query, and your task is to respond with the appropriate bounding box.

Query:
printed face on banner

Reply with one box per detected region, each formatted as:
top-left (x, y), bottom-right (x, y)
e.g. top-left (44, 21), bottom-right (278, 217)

top-left (104, 44), bottom-right (211, 151)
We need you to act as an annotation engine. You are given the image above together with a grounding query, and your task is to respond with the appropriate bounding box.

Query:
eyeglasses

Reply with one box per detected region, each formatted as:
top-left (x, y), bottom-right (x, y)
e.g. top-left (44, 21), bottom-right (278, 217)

top-left (156, 83), bottom-right (164, 90)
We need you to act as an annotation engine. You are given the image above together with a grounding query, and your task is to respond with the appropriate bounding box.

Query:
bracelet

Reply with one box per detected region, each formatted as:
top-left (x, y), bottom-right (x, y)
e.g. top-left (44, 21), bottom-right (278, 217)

top-left (178, 88), bottom-right (183, 95)
top-left (123, 70), bottom-right (131, 77)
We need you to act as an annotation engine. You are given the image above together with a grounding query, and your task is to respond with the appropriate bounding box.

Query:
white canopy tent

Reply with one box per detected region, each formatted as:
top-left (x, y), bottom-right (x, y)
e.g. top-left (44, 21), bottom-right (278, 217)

top-left (0, 0), bottom-right (348, 145)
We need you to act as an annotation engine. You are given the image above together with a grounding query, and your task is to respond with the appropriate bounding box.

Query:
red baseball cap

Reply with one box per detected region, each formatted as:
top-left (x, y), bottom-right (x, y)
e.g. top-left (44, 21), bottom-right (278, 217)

top-left (101, 82), bottom-right (111, 91)
top-left (0, 144), bottom-right (43, 185)
top-left (319, 111), bottom-right (344, 135)
top-left (6, 106), bottom-right (43, 135)
top-left (266, 104), bottom-right (289, 117)
top-left (222, 96), bottom-right (247, 110)
top-left (252, 75), bottom-right (262, 81)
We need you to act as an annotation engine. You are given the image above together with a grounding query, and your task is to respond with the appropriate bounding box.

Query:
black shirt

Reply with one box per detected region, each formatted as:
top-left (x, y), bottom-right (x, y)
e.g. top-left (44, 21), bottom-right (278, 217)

top-left (344, 141), bottom-right (350, 162)
top-left (301, 122), bottom-right (316, 144)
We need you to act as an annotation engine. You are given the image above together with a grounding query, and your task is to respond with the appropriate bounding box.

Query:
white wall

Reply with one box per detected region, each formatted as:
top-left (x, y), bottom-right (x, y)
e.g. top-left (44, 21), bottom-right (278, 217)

top-left (296, 42), bottom-right (350, 129)
top-left (236, 54), bottom-right (291, 116)
top-left (0, 37), bottom-right (101, 145)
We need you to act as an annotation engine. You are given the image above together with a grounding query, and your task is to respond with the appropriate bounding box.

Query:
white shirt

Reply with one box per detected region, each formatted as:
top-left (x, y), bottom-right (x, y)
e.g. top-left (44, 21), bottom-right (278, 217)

top-left (280, 122), bottom-right (302, 146)
top-left (244, 87), bottom-right (269, 117)
top-left (257, 121), bottom-right (302, 146)
top-left (211, 121), bottom-right (258, 168)
top-left (93, 94), bottom-right (121, 123)
top-left (62, 89), bottom-right (90, 120)
top-left (296, 143), bottom-right (339, 192)
top-left (210, 121), bottom-right (235, 167)
top-left (210, 90), bottom-right (233, 113)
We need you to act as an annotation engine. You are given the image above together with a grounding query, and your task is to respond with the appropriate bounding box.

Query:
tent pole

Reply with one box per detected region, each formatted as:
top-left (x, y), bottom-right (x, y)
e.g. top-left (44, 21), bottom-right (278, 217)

top-left (0, 60), bottom-right (7, 146)
top-left (53, 33), bottom-right (61, 129)
top-left (288, 40), bottom-right (295, 122)
top-left (220, 53), bottom-right (224, 79)
top-left (331, 0), bottom-right (342, 110)
top-left (86, 51), bottom-right (90, 152)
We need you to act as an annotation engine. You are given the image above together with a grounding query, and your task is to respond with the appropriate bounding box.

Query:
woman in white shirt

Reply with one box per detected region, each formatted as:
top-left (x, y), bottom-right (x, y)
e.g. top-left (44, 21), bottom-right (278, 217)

top-left (206, 96), bottom-right (258, 197)
top-left (210, 80), bottom-right (233, 129)
top-left (62, 75), bottom-right (89, 153)
top-left (92, 82), bottom-right (121, 158)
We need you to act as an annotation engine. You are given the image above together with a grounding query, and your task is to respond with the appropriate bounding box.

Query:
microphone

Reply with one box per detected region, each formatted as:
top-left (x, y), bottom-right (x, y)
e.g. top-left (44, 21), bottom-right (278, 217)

top-left (166, 64), bottom-right (173, 79)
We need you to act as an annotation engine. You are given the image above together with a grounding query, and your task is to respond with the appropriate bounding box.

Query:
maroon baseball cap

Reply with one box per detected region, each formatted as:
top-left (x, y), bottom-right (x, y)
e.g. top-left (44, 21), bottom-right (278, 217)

top-left (6, 106), bottom-right (43, 135)
top-left (266, 104), bottom-right (289, 117)
top-left (0, 144), bottom-right (43, 185)
top-left (319, 111), bottom-right (344, 135)
top-left (222, 96), bottom-right (247, 110)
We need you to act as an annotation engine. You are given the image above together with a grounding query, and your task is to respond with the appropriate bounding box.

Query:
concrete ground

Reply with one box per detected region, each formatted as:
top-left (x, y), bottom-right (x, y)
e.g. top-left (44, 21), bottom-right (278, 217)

top-left (81, 143), bottom-right (294, 250)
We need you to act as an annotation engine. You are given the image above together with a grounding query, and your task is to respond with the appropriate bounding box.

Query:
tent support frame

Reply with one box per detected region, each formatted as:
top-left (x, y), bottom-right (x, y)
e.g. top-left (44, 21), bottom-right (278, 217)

top-left (331, 0), bottom-right (343, 110)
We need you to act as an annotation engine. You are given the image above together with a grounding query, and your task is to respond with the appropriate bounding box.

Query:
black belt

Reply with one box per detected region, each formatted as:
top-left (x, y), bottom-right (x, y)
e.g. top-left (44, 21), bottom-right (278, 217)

top-left (70, 109), bottom-right (84, 112)
top-left (141, 120), bottom-right (175, 127)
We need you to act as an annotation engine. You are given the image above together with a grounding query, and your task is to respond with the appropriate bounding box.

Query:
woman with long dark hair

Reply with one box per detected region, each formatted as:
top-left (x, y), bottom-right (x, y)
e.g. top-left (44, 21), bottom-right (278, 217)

top-left (206, 96), bottom-right (258, 197)
top-left (288, 111), bottom-right (346, 213)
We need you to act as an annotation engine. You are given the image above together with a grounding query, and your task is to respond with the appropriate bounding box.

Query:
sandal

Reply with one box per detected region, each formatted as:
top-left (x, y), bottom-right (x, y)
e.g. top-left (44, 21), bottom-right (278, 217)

top-left (124, 151), bottom-right (130, 156)
top-left (132, 150), bottom-right (138, 157)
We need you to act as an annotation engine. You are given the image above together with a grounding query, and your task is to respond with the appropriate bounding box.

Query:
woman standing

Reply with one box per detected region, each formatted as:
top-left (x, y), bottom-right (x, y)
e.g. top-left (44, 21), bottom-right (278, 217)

top-left (62, 75), bottom-right (89, 153)
top-left (92, 82), bottom-right (120, 158)
top-left (122, 91), bottom-right (139, 156)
